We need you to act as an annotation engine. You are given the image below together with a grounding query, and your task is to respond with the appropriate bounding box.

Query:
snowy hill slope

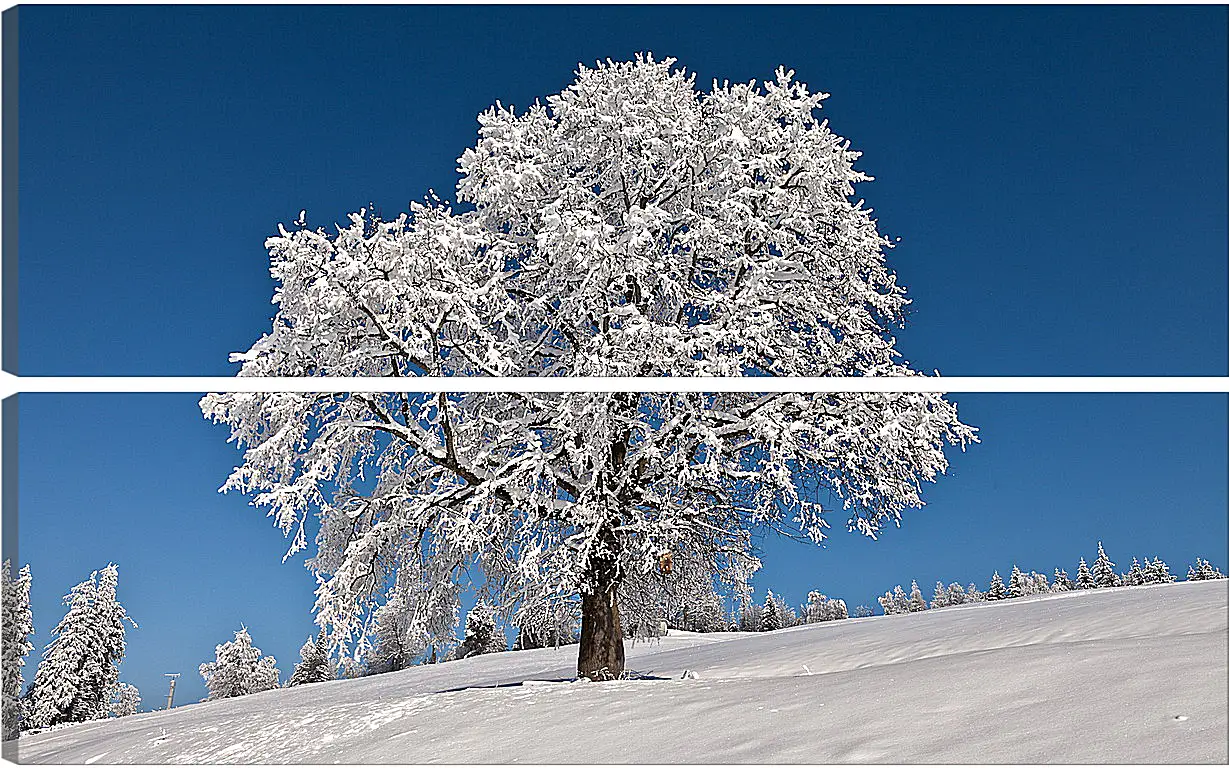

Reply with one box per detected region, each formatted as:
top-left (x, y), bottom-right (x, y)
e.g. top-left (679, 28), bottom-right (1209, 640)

top-left (13, 580), bottom-right (1227, 764)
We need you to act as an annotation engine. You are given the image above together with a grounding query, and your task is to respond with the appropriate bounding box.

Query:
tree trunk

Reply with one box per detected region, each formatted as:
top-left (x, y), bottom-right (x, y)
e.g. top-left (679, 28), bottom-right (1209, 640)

top-left (577, 579), bottom-right (625, 681)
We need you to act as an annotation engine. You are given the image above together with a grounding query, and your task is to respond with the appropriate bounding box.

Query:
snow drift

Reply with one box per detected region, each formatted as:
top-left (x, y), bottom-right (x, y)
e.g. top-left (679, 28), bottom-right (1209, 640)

top-left (12, 580), bottom-right (1227, 764)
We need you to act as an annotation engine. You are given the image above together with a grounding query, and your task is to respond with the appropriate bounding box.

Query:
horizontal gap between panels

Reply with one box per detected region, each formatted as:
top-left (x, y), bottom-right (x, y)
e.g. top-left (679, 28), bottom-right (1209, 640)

top-left (2, 374), bottom-right (1228, 397)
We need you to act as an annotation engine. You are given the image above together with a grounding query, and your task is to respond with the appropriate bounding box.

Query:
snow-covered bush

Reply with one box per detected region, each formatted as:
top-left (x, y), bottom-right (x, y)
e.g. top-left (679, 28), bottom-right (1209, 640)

top-left (108, 683), bottom-right (140, 718)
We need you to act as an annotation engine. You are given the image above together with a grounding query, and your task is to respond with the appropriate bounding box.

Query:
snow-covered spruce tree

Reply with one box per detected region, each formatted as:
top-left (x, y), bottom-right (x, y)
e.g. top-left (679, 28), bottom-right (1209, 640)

top-left (288, 630), bottom-right (335, 686)
top-left (1198, 558), bottom-right (1225, 580)
top-left (852, 605), bottom-right (874, 618)
top-left (1188, 558), bottom-right (1225, 581)
top-left (198, 627), bottom-right (280, 701)
top-left (965, 583), bottom-right (985, 602)
top-left (1076, 558), bottom-right (1095, 589)
top-left (2, 561), bottom-right (34, 740)
top-left (1052, 568), bottom-right (1073, 591)
top-left (877, 590), bottom-right (898, 616)
top-left (891, 585), bottom-right (910, 614)
top-left (930, 581), bottom-right (949, 609)
top-left (986, 571), bottom-right (1007, 601)
top-left (29, 565), bottom-right (134, 728)
top-left (946, 582), bottom-right (966, 605)
top-left (1143, 557), bottom-right (1175, 584)
top-left (738, 602), bottom-right (765, 633)
top-left (1007, 566), bottom-right (1025, 599)
top-left (760, 591), bottom-right (782, 632)
top-left (108, 683), bottom-right (140, 718)
top-left (1124, 558), bottom-right (1145, 587)
top-left (456, 602), bottom-right (505, 659)
top-left (200, 56), bottom-right (976, 681)
top-left (907, 580), bottom-right (928, 612)
top-left (1092, 542), bottom-right (1118, 588)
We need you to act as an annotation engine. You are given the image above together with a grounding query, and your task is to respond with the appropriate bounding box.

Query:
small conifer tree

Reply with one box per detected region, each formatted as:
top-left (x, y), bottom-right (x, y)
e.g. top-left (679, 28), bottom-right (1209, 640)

top-left (1092, 542), bottom-right (1118, 588)
top-left (1076, 558), bottom-right (1095, 589)
top-left (986, 571), bottom-right (1007, 601)
top-left (1007, 566), bottom-right (1025, 598)
top-left (761, 591), bottom-right (782, 632)
top-left (288, 630), bottom-right (335, 686)
top-left (1124, 558), bottom-right (1145, 586)
top-left (1052, 568), bottom-right (1072, 591)
top-left (908, 581), bottom-right (928, 612)
top-left (946, 582), bottom-right (967, 605)
top-left (931, 581), bottom-right (949, 609)
top-left (457, 602), bottom-right (505, 658)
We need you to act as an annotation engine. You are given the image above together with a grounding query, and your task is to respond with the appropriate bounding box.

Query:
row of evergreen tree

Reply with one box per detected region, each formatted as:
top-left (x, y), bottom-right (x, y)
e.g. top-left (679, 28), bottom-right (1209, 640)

top-left (878, 544), bottom-right (1225, 616)
top-left (6, 544), bottom-right (1225, 731)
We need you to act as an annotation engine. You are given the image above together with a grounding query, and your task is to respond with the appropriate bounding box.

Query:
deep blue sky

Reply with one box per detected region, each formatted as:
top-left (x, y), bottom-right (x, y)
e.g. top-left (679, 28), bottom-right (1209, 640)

top-left (15, 5), bottom-right (1227, 376)
top-left (7, 4), bottom-right (1229, 713)
top-left (15, 392), bottom-right (1229, 709)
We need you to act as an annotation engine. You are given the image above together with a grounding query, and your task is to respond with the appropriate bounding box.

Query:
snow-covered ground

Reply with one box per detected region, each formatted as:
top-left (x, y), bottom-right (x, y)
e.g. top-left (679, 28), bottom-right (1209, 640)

top-left (12, 580), bottom-right (1227, 764)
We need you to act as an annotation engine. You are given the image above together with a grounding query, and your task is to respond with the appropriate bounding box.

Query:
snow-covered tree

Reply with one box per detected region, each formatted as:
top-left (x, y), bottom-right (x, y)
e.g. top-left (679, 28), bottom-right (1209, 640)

top-left (2, 561), bottom-right (33, 740)
top-left (1123, 558), bottom-right (1145, 587)
top-left (946, 582), bottom-right (967, 606)
top-left (513, 599), bottom-right (580, 650)
top-left (199, 627), bottom-right (280, 701)
top-left (1143, 557), bottom-right (1175, 584)
top-left (930, 581), bottom-right (949, 609)
top-left (986, 571), bottom-right (1007, 601)
top-left (738, 602), bottom-right (765, 633)
top-left (1188, 558), bottom-right (1226, 581)
top-left (806, 591), bottom-right (828, 623)
top-left (29, 565), bottom-right (135, 728)
top-left (456, 602), bottom-right (505, 659)
top-left (680, 590), bottom-right (726, 633)
top-left (108, 683), bottom-right (140, 718)
top-left (1052, 568), bottom-right (1073, 591)
top-left (201, 55), bottom-right (976, 680)
top-left (760, 591), bottom-right (783, 632)
top-left (1200, 559), bottom-right (1225, 580)
top-left (965, 583), bottom-right (985, 602)
top-left (288, 631), bottom-right (335, 686)
top-left (806, 590), bottom-right (847, 623)
top-left (852, 605), bottom-right (874, 619)
top-left (619, 547), bottom-right (736, 637)
top-left (907, 580), bottom-right (928, 612)
top-left (1007, 566), bottom-right (1025, 599)
top-left (1076, 558), bottom-right (1095, 589)
top-left (1092, 542), bottom-right (1118, 588)
top-left (878, 584), bottom-right (912, 616)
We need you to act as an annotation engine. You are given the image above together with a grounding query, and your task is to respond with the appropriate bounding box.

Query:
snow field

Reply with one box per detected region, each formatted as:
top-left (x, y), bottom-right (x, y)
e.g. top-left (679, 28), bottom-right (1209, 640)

top-left (14, 579), bottom-right (1227, 763)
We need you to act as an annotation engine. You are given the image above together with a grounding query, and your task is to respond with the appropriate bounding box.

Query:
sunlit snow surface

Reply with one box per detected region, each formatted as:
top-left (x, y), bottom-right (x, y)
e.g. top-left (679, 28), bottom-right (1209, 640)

top-left (12, 580), bottom-right (1227, 763)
